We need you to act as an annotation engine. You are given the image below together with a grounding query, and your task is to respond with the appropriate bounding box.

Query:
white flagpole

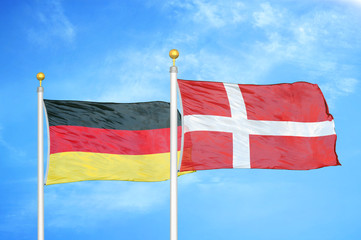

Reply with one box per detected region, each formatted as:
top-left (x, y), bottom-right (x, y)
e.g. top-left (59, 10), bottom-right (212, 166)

top-left (169, 49), bottom-right (179, 240)
top-left (37, 72), bottom-right (45, 240)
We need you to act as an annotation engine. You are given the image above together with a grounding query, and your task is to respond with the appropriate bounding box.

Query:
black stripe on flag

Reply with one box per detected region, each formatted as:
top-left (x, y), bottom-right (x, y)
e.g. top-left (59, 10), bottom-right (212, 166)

top-left (44, 100), bottom-right (181, 131)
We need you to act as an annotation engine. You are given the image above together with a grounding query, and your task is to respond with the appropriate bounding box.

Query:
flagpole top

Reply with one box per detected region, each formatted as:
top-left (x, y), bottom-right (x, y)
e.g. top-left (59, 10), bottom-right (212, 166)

top-left (169, 49), bottom-right (179, 66)
top-left (36, 72), bottom-right (45, 87)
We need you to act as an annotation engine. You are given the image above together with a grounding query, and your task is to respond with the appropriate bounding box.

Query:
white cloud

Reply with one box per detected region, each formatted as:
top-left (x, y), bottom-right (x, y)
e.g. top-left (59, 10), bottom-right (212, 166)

top-left (337, 78), bottom-right (358, 94)
top-left (53, 1), bottom-right (360, 107)
top-left (27, 0), bottom-right (75, 45)
top-left (337, 78), bottom-right (358, 93)
top-left (192, 0), bottom-right (245, 27)
top-left (319, 77), bottom-right (359, 108)
top-left (244, 2), bottom-right (361, 91)
top-left (253, 2), bottom-right (283, 28)
top-left (333, 0), bottom-right (361, 7)
top-left (164, 0), bottom-right (246, 28)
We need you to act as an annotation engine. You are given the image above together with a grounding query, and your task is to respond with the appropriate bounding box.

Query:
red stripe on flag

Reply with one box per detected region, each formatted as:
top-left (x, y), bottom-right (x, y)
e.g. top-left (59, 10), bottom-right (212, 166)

top-left (49, 125), bottom-right (182, 155)
top-left (239, 83), bottom-right (333, 122)
top-left (180, 131), bottom-right (233, 171)
top-left (178, 79), bottom-right (231, 117)
top-left (250, 134), bottom-right (340, 170)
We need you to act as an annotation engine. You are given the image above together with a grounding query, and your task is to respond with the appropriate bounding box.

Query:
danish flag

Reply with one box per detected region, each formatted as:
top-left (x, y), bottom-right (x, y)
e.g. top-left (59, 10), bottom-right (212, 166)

top-left (177, 79), bottom-right (340, 171)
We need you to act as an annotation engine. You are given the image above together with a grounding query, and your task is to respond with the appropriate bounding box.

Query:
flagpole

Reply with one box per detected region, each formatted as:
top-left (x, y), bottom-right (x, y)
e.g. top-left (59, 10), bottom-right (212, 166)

top-left (169, 49), bottom-right (179, 240)
top-left (37, 72), bottom-right (45, 240)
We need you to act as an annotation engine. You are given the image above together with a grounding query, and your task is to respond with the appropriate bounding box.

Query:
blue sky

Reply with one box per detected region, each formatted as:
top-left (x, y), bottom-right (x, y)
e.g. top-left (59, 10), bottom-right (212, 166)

top-left (1, 0), bottom-right (361, 239)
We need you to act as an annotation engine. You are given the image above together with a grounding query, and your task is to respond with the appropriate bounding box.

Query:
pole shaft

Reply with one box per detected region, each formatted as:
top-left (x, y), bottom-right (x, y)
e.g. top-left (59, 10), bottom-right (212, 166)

top-left (37, 86), bottom-right (44, 240)
top-left (170, 66), bottom-right (178, 240)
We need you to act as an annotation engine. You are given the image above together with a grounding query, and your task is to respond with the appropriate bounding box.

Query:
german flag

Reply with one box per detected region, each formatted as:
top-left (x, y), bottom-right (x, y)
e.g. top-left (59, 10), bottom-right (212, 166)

top-left (44, 100), bottom-right (185, 185)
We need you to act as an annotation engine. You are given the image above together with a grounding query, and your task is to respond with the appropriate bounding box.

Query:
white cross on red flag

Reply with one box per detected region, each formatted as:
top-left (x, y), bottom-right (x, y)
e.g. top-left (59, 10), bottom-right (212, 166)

top-left (177, 79), bottom-right (340, 172)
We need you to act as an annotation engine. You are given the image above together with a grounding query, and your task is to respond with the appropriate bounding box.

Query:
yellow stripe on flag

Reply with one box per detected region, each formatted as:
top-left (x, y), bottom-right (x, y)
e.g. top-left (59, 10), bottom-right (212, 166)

top-left (46, 151), bottom-right (192, 185)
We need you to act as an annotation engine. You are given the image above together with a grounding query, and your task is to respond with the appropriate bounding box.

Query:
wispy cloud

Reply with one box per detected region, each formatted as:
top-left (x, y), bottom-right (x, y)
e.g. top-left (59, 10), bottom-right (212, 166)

top-left (337, 78), bottom-right (358, 93)
top-left (52, 0), bottom-right (360, 108)
top-left (0, 180), bottom-right (160, 234)
top-left (0, 126), bottom-right (26, 159)
top-left (332, 0), bottom-right (361, 7)
top-left (0, 176), bottom-right (198, 232)
top-left (179, 171), bottom-right (300, 225)
top-left (320, 77), bottom-right (359, 107)
top-left (244, 2), bottom-right (361, 106)
top-left (95, 47), bottom-right (171, 103)
top-left (162, 1), bottom-right (361, 90)
top-left (0, 201), bottom-right (36, 237)
top-left (164, 0), bottom-right (246, 28)
top-left (253, 2), bottom-right (284, 28)
top-left (27, 0), bottom-right (75, 45)
top-left (44, 181), bottom-right (169, 228)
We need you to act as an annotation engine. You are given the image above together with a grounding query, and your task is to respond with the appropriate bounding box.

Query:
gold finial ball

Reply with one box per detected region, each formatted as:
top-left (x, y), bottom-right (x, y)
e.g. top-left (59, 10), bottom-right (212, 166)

top-left (169, 49), bottom-right (179, 60)
top-left (36, 72), bottom-right (45, 81)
